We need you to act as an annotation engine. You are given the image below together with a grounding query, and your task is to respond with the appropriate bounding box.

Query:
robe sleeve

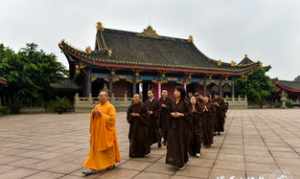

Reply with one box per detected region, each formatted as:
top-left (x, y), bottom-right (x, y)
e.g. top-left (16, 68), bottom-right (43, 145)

top-left (89, 107), bottom-right (97, 134)
top-left (89, 104), bottom-right (115, 152)
top-left (101, 104), bottom-right (116, 129)
top-left (153, 100), bottom-right (160, 119)
top-left (139, 105), bottom-right (150, 126)
top-left (127, 105), bottom-right (133, 124)
top-left (183, 100), bottom-right (192, 120)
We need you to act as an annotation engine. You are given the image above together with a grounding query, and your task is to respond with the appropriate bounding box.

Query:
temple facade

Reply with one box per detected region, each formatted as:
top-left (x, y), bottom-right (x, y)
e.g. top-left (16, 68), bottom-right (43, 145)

top-left (59, 22), bottom-right (260, 109)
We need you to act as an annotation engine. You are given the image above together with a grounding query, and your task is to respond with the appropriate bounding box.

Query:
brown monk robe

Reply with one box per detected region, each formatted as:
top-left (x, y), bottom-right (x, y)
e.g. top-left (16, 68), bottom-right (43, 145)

top-left (214, 96), bottom-right (228, 135)
top-left (209, 94), bottom-right (218, 136)
top-left (158, 90), bottom-right (172, 145)
top-left (144, 90), bottom-right (161, 148)
top-left (199, 96), bottom-right (215, 148)
top-left (189, 96), bottom-right (203, 157)
top-left (82, 91), bottom-right (120, 176)
top-left (127, 94), bottom-right (150, 158)
top-left (166, 86), bottom-right (191, 168)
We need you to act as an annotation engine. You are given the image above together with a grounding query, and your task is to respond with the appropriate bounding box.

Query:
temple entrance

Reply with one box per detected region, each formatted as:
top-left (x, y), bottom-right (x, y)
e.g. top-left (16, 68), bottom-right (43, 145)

top-left (112, 79), bottom-right (133, 98)
top-left (91, 78), bottom-right (108, 97)
top-left (223, 83), bottom-right (232, 97)
top-left (186, 83), bottom-right (204, 96)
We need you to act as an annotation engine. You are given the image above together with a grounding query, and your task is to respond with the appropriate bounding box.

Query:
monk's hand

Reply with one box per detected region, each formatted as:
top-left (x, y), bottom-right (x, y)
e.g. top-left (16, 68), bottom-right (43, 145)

top-left (203, 106), bottom-right (208, 112)
top-left (148, 111), bottom-right (153, 114)
top-left (131, 113), bottom-right (139, 117)
top-left (171, 112), bottom-right (180, 118)
top-left (93, 111), bottom-right (102, 118)
top-left (130, 113), bottom-right (136, 116)
top-left (175, 112), bottom-right (184, 117)
top-left (161, 104), bottom-right (167, 108)
top-left (170, 112), bottom-right (176, 117)
top-left (177, 112), bottom-right (184, 117)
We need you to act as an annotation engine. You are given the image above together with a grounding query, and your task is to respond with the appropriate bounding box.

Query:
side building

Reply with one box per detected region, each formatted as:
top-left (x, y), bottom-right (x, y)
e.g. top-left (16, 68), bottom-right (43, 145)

top-left (274, 79), bottom-right (300, 107)
top-left (59, 22), bottom-right (260, 111)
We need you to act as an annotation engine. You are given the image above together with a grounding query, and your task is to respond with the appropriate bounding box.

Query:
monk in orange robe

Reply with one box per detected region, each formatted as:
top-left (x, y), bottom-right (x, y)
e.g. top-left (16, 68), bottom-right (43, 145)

top-left (81, 90), bottom-right (120, 176)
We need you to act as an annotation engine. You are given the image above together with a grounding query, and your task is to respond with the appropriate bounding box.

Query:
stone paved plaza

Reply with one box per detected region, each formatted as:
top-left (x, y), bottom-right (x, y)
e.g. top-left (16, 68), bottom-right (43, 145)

top-left (0, 109), bottom-right (300, 179)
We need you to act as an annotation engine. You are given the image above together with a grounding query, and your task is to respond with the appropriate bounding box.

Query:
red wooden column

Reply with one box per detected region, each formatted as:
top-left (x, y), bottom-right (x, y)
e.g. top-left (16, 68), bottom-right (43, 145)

top-left (158, 81), bottom-right (161, 98)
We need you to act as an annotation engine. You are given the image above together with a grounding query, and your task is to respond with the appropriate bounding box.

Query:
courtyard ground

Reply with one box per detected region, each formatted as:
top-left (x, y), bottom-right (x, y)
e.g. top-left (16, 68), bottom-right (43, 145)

top-left (0, 109), bottom-right (300, 179)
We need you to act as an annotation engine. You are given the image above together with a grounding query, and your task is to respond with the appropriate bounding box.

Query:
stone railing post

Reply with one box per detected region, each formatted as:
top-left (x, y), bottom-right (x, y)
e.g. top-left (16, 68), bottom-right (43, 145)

top-left (124, 92), bottom-right (128, 106)
top-left (74, 93), bottom-right (79, 112)
top-left (111, 93), bottom-right (115, 104)
top-left (74, 93), bottom-right (79, 106)
top-left (88, 93), bottom-right (93, 105)
top-left (281, 91), bottom-right (287, 108)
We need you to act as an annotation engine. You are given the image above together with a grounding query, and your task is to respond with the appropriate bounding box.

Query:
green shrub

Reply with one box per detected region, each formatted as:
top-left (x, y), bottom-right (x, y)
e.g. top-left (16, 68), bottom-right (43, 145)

top-left (273, 101), bottom-right (282, 108)
top-left (0, 106), bottom-right (9, 115)
top-left (8, 103), bottom-right (22, 114)
top-left (46, 97), bottom-right (72, 114)
top-left (286, 100), bottom-right (294, 108)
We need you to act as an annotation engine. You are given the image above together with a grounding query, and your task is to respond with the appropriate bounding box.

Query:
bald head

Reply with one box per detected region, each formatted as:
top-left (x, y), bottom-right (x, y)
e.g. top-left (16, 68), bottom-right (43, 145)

top-left (99, 90), bottom-right (109, 104)
top-left (132, 93), bottom-right (141, 104)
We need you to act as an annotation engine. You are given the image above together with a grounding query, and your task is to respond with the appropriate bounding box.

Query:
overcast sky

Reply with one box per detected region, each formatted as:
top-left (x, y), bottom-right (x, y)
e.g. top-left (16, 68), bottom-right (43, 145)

top-left (1, 0), bottom-right (299, 80)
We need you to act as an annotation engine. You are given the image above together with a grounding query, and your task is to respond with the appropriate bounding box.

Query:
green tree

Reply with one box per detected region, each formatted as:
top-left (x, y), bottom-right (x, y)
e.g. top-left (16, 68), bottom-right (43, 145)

top-left (235, 66), bottom-right (275, 108)
top-left (0, 43), bottom-right (67, 112)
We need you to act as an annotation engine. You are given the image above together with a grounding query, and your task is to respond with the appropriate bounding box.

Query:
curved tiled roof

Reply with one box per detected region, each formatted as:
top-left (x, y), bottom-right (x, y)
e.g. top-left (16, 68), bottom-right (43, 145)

top-left (59, 25), bottom-right (259, 75)
top-left (276, 80), bottom-right (300, 93)
top-left (238, 55), bottom-right (254, 65)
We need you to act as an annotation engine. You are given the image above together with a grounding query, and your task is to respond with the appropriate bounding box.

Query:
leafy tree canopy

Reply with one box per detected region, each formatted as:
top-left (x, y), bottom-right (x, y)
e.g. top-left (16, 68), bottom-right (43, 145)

top-left (235, 66), bottom-right (275, 106)
top-left (0, 43), bottom-right (67, 107)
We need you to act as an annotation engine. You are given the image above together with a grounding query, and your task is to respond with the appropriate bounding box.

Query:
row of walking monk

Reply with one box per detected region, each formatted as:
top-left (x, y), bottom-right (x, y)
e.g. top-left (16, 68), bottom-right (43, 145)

top-left (80, 86), bottom-right (228, 176)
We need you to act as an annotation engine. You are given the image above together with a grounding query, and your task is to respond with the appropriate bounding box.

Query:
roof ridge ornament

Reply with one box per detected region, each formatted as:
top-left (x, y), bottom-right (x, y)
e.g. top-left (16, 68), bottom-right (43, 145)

top-left (85, 46), bottom-right (92, 54)
top-left (230, 60), bottom-right (237, 67)
top-left (96, 22), bottom-right (104, 31)
top-left (217, 59), bottom-right (223, 66)
top-left (95, 21), bottom-right (109, 52)
top-left (187, 35), bottom-right (193, 43)
top-left (140, 25), bottom-right (159, 38)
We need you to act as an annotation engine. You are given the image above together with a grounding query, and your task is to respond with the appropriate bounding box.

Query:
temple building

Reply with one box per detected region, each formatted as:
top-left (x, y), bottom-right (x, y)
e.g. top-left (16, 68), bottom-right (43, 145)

top-left (274, 78), bottom-right (300, 107)
top-left (59, 22), bottom-right (260, 109)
